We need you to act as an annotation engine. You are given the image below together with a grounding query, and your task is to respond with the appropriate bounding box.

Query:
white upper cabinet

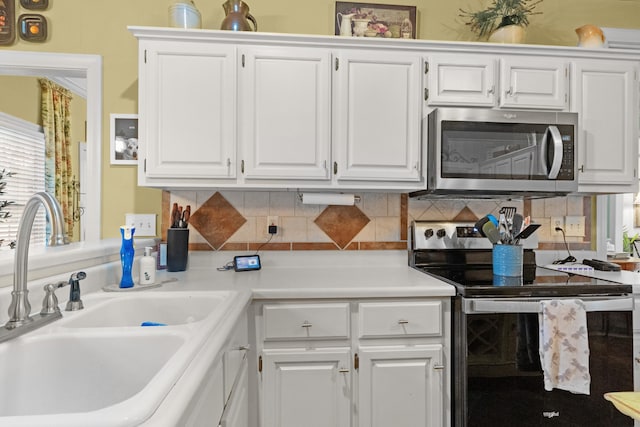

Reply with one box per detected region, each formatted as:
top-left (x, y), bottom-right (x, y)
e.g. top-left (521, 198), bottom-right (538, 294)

top-left (427, 53), bottom-right (568, 110)
top-left (333, 50), bottom-right (423, 182)
top-left (499, 57), bottom-right (568, 109)
top-left (238, 46), bottom-right (332, 180)
top-left (426, 54), bottom-right (496, 107)
top-left (572, 58), bottom-right (639, 193)
top-left (139, 40), bottom-right (237, 184)
top-left (131, 27), bottom-right (639, 194)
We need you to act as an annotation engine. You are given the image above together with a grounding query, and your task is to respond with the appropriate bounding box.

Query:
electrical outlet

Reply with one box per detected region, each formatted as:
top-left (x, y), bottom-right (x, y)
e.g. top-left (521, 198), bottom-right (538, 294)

top-left (267, 216), bottom-right (278, 234)
top-left (564, 215), bottom-right (585, 237)
top-left (125, 213), bottom-right (156, 237)
top-left (550, 216), bottom-right (564, 235)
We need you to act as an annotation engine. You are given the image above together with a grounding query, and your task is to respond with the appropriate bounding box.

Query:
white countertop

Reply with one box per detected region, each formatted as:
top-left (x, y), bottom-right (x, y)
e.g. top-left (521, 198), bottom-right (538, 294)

top-left (150, 250), bottom-right (455, 299)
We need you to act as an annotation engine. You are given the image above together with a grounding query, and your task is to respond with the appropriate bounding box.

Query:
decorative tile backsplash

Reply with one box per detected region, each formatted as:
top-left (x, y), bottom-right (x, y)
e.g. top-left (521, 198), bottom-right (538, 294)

top-left (164, 190), bottom-right (592, 251)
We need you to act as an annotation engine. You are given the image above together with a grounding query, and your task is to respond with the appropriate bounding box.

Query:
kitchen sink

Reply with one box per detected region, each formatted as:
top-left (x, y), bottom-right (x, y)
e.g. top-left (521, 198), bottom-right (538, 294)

top-left (60, 291), bottom-right (234, 328)
top-left (0, 288), bottom-right (245, 426)
top-left (0, 332), bottom-right (185, 417)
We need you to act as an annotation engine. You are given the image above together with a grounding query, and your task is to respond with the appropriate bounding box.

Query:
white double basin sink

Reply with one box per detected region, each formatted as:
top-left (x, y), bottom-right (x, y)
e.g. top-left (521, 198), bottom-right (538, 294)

top-left (0, 289), bottom-right (241, 426)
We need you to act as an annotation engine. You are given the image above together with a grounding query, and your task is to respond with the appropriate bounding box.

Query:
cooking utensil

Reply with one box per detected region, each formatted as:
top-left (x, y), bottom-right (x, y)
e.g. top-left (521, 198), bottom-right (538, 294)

top-left (512, 213), bottom-right (524, 236)
top-left (514, 223), bottom-right (541, 243)
top-left (474, 216), bottom-right (491, 237)
top-left (482, 221), bottom-right (501, 245)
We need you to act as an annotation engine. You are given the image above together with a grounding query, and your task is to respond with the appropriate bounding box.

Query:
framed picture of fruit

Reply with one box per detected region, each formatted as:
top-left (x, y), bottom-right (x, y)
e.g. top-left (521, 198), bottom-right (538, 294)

top-left (335, 2), bottom-right (417, 39)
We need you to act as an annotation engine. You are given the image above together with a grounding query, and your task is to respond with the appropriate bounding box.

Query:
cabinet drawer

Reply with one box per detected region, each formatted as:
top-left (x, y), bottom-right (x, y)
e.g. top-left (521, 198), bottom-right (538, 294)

top-left (263, 303), bottom-right (350, 340)
top-left (358, 301), bottom-right (442, 338)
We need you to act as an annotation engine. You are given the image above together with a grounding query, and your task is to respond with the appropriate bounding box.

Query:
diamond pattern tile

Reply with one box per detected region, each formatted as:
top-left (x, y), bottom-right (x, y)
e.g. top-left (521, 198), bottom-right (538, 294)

top-left (314, 205), bottom-right (370, 249)
top-left (453, 206), bottom-right (479, 222)
top-left (188, 192), bottom-right (246, 250)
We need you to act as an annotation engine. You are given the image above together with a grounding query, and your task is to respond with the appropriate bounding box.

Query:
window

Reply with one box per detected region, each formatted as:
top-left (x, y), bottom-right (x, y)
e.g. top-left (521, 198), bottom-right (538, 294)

top-left (0, 112), bottom-right (46, 248)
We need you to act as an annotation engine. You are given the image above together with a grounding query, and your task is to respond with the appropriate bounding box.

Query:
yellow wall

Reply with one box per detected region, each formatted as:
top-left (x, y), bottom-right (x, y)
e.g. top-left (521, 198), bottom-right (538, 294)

top-left (1, 0), bottom-right (639, 238)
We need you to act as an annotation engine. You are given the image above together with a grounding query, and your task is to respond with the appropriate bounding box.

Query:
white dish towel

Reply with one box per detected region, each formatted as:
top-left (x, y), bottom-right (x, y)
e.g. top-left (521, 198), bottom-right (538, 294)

top-left (538, 299), bottom-right (590, 395)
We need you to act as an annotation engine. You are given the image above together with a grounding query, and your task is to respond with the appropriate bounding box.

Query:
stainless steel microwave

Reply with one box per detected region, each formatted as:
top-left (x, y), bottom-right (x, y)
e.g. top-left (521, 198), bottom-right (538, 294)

top-left (410, 108), bottom-right (579, 198)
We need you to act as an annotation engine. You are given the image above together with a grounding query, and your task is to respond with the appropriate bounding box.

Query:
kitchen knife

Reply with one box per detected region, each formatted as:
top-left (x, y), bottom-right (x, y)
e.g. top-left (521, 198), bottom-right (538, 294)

top-left (482, 221), bottom-right (501, 245)
top-left (514, 223), bottom-right (541, 242)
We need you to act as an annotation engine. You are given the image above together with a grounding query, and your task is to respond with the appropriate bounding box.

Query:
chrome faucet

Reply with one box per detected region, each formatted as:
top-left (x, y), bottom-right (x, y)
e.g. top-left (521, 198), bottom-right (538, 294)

top-left (4, 192), bottom-right (68, 332)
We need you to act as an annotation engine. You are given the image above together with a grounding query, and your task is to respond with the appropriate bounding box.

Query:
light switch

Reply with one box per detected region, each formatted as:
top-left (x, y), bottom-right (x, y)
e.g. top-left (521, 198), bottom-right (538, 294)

top-left (125, 213), bottom-right (157, 237)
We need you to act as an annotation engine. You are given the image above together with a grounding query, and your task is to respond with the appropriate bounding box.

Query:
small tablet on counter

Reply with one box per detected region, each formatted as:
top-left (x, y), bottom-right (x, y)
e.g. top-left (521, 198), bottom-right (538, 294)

top-left (233, 255), bottom-right (261, 272)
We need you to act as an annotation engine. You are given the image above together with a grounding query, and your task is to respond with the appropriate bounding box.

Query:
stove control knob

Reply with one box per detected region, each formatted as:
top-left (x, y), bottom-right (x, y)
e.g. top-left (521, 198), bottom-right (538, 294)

top-left (424, 228), bottom-right (434, 239)
top-left (436, 228), bottom-right (446, 238)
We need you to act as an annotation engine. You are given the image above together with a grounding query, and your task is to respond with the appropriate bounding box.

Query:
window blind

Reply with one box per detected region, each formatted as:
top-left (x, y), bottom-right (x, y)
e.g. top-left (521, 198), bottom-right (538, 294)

top-left (0, 112), bottom-right (46, 248)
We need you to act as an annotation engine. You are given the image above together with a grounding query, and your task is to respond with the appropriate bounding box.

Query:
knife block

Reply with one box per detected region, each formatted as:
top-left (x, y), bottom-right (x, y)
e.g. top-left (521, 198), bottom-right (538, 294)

top-left (167, 228), bottom-right (189, 272)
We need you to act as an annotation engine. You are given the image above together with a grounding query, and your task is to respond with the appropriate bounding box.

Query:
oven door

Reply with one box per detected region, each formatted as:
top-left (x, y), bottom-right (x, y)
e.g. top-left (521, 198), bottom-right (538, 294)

top-left (454, 296), bottom-right (633, 427)
top-left (425, 108), bottom-right (578, 196)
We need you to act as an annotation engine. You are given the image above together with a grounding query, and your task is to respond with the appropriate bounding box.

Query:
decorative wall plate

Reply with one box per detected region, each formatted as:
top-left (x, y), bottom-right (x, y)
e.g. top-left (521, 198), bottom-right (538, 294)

top-left (18, 13), bottom-right (46, 41)
top-left (0, 0), bottom-right (16, 45)
top-left (20, 0), bottom-right (47, 10)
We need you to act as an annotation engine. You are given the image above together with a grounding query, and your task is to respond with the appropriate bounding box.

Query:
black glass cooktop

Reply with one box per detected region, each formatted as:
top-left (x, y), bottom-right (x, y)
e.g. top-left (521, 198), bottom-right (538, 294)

top-left (412, 249), bottom-right (631, 298)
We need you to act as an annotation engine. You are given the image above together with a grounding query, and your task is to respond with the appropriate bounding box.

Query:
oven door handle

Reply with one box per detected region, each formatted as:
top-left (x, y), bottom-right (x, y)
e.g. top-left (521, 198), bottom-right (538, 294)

top-left (466, 297), bottom-right (633, 314)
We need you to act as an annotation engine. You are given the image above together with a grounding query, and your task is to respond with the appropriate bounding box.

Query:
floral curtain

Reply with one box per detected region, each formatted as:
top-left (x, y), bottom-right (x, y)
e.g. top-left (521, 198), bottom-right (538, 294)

top-left (39, 79), bottom-right (73, 239)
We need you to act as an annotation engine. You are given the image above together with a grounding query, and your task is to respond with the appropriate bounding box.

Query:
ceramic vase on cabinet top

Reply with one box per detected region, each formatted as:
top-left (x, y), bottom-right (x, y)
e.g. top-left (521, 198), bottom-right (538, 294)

top-left (169, 0), bottom-right (201, 29)
top-left (488, 24), bottom-right (525, 43)
top-left (220, 0), bottom-right (257, 31)
top-left (576, 24), bottom-right (604, 48)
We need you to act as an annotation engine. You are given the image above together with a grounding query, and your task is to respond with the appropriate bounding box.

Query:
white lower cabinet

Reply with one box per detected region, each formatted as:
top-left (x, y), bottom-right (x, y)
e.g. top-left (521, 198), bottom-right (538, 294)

top-left (261, 348), bottom-right (352, 427)
top-left (178, 310), bottom-right (249, 426)
top-left (255, 299), bottom-right (450, 427)
top-left (358, 346), bottom-right (443, 427)
top-left (220, 358), bottom-right (249, 427)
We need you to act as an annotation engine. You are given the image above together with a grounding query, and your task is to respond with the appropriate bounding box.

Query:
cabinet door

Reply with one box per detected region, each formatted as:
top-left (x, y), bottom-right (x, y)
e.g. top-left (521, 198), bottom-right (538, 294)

top-left (239, 47), bottom-right (332, 180)
top-left (141, 41), bottom-right (236, 179)
top-left (220, 359), bottom-right (249, 427)
top-left (333, 50), bottom-right (422, 181)
top-left (261, 348), bottom-right (351, 427)
top-left (358, 345), bottom-right (443, 427)
top-left (427, 54), bottom-right (496, 107)
top-left (500, 57), bottom-right (568, 110)
top-left (572, 59), bottom-right (639, 191)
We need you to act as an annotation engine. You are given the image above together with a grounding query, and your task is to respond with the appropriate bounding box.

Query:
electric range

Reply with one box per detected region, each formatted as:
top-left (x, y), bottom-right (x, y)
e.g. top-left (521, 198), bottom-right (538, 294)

top-left (409, 221), bottom-right (633, 427)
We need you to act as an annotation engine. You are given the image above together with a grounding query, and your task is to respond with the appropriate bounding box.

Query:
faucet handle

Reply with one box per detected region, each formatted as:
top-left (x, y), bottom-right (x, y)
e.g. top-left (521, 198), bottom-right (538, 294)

top-left (40, 281), bottom-right (66, 315)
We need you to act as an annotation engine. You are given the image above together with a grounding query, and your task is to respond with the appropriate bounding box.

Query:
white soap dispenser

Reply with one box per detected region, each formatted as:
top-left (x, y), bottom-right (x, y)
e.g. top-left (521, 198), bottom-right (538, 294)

top-left (140, 246), bottom-right (156, 285)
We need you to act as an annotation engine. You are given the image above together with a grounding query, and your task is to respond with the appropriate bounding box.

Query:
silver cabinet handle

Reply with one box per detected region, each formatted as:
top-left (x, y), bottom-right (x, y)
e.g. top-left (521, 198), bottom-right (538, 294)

top-left (434, 365), bottom-right (445, 370)
top-left (301, 321), bottom-right (312, 328)
top-left (398, 319), bottom-right (409, 325)
top-left (338, 368), bottom-right (349, 373)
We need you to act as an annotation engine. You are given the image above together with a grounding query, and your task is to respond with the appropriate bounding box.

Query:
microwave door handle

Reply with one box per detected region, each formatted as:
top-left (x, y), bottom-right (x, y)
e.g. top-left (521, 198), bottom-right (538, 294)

top-left (544, 125), bottom-right (563, 179)
top-left (468, 297), bottom-right (633, 314)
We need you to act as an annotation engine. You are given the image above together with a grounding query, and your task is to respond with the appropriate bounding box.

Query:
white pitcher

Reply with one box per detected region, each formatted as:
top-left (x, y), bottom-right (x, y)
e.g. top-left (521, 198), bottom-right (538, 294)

top-left (337, 13), bottom-right (354, 37)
